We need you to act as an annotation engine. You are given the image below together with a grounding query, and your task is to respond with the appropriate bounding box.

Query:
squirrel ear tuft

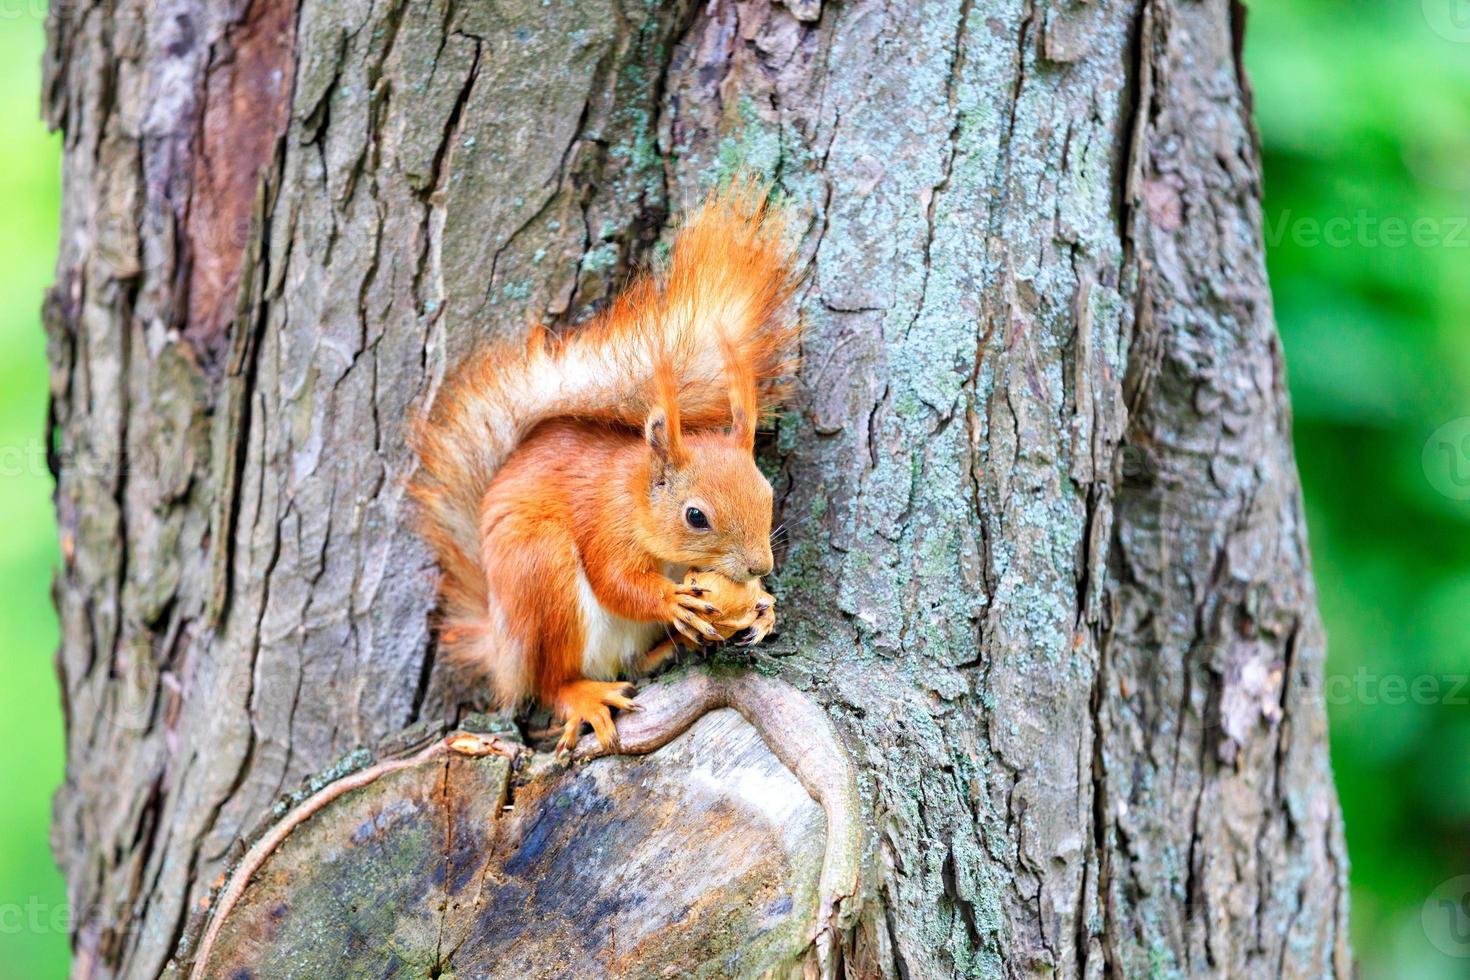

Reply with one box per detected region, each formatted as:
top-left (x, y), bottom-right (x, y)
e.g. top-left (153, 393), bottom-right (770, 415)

top-left (729, 402), bottom-right (753, 451)
top-left (645, 406), bottom-right (688, 471)
top-left (647, 359), bottom-right (688, 471)
top-left (718, 333), bottom-right (758, 453)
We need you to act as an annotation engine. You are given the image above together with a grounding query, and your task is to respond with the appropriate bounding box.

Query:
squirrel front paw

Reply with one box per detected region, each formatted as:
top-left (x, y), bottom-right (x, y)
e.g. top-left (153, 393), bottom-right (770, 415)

top-left (668, 583), bottom-right (725, 645)
top-left (678, 571), bottom-right (775, 646)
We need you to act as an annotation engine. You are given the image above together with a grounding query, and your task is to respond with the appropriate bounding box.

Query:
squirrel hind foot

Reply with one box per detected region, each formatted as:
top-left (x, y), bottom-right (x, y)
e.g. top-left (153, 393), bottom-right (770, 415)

top-left (552, 680), bottom-right (639, 756)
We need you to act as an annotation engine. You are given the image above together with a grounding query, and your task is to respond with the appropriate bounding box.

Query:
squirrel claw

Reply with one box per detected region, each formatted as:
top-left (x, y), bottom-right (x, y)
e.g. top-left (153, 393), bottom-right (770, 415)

top-left (675, 592), bottom-right (722, 620)
top-left (553, 724), bottom-right (579, 760)
top-left (671, 619), bottom-right (703, 646)
top-left (744, 601), bottom-right (776, 645)
top-left (671, 605), bottom-right (721, 643)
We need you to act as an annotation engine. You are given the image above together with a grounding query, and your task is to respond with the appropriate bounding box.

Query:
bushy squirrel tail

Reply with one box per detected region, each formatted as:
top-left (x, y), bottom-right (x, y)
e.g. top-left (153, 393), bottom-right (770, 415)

top-left (409, 182), bottom-right (801, 670)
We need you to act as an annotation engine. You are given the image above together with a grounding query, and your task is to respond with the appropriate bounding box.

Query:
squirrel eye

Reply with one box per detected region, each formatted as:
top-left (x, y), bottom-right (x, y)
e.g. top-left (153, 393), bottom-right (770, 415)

top-left (683, 506), bottom-right (710, 530)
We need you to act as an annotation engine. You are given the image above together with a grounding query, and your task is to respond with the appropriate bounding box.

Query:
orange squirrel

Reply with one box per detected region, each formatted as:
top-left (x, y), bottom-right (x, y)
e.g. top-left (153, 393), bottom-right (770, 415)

top-left (409, 186), bottom-right (800, 753)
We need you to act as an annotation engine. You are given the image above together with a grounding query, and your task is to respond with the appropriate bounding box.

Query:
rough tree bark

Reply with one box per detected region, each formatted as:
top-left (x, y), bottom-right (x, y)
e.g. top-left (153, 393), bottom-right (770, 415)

top-left (44, 0), bottom-right (1351, 977)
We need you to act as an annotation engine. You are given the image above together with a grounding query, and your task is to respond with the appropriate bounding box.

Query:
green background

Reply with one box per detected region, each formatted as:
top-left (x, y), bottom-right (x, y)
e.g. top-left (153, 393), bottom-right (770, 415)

top-left (1, 2), bottom-right (1466, 976)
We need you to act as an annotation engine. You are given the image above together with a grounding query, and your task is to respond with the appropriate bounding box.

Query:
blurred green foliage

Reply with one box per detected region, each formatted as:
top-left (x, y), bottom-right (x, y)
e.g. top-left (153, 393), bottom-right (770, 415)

top-left (1247, 1), bottom-right (1470, 976)
top-left (1, 2), bottom-right (1465, 976)
top-left (0, 10), bottom-right (66, 979)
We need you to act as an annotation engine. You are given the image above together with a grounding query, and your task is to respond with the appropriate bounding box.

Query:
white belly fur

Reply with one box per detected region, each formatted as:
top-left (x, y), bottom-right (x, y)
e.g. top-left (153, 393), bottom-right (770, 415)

top-left (574, 564), bottom-right (676, 679)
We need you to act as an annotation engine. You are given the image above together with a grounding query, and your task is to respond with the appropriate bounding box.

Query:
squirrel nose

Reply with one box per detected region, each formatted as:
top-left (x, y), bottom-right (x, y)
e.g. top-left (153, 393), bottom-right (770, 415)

top-left (748, 560), bottom-right (773, 578)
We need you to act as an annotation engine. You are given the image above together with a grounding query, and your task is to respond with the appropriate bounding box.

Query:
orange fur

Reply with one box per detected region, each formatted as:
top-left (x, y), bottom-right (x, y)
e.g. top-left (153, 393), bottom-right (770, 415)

top-left (408, 182), bottom-right (801, 748)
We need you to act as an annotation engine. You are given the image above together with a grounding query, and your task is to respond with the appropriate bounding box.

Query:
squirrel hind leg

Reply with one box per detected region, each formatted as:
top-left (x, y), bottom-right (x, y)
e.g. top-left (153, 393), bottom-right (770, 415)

top-left (634, 638), bottom-right (684, 677)
top-left (481, 511), bottom-right (585, 700)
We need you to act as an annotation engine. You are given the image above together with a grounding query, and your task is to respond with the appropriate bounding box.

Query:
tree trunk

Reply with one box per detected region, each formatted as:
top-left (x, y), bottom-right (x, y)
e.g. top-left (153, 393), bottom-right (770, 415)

top-left (44, 0), bottom-right (1351, 976)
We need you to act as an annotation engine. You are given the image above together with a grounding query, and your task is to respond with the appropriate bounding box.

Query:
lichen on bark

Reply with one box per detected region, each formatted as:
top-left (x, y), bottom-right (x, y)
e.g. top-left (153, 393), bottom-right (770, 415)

top-left (44, 0), bottom-right (1349, 977)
